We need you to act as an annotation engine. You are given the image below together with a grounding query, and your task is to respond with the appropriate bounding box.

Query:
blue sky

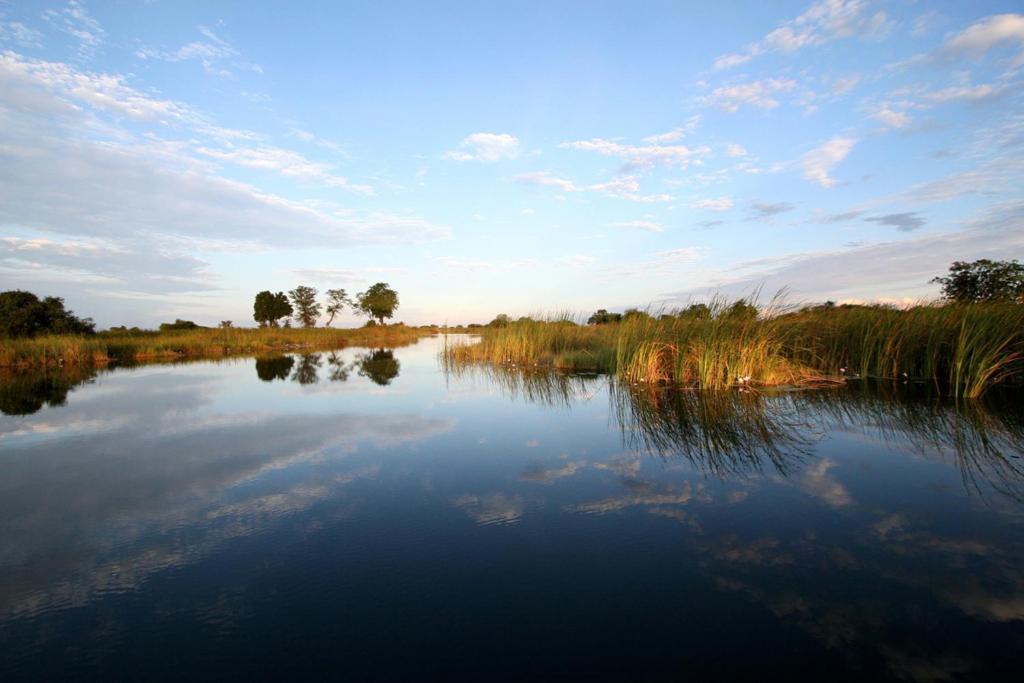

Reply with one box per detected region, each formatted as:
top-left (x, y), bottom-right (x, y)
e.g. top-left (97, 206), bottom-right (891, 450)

top-left (1, 0), bottom-right (1022, 327)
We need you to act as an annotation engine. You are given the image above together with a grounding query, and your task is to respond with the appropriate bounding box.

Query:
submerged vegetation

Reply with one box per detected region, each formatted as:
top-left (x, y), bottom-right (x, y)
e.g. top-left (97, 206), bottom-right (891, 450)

top-left (444, 298), bottom-right (1024, 398)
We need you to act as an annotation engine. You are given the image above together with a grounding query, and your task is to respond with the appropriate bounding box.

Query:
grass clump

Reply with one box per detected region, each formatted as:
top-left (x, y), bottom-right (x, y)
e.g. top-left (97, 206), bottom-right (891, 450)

top-left (444, 299), bottom-right (1024, 398)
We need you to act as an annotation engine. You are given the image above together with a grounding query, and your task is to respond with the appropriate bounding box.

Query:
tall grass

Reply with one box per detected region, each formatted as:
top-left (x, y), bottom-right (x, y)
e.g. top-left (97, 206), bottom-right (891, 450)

top-left (0, 325), bottom-right (431, 369)
top-left (443, 301), bottom-right (1024, 398)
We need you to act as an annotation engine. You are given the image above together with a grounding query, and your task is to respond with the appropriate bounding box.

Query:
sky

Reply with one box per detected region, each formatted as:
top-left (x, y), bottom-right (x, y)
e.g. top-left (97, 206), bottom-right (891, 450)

top-left (1, 0), bottom-right (1022, 327)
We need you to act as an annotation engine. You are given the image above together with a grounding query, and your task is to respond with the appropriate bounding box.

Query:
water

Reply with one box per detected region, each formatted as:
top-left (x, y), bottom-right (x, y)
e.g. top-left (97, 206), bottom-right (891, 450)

top-left (1, 336), bottom-right (1023, 681)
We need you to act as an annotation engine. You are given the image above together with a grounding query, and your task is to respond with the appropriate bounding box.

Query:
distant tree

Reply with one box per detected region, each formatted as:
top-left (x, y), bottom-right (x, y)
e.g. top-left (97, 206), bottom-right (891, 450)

top-left (255, 356), bottom-right (294, 382)
top-left (219, 320), bottom-right (233, 329)
top-left (587, 309), bottom-right (623, 325)
top-left (931, 259), bottom-right (1024, 303)
top-left (488, 313), bottom-right (511, 328)
top-left (159, 319), bottom-right (201, 331)
top-left (289, 285), bottom-right (321, 327)
top-left (720, 299), bottom-right (758, 322)
top-left (356, 282), bottom-right (399, 325)
top-left (0, 290), bottom-right (95, 338)
top-left (323, 288), bottom-right (352, 327)
top-left (622, 308), bottom-right (652, 322)
top-left (357, 349), bottom-right (401, 386)
top-left (254, 291), bottom-right (293, 327)
top-left (679, 303), bottom-right (712, 320)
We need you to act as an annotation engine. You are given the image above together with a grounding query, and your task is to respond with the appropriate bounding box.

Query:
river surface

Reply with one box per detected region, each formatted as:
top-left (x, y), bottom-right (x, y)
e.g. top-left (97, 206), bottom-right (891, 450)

top-left (1, 335), bottom-right (1023, 681)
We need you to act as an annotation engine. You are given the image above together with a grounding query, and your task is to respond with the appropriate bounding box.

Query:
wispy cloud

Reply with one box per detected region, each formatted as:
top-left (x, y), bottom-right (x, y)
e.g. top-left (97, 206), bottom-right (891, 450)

top-left (692, 196), bottom-right (734, 211)
top-left (42, 0), bottom-right (105, 58)
top-left (559, 137), bottom-right (709, 170)
top-left (713, 0), bottom-right (892, 70)
top-left (701, 78), bottom-right (797, 112)
top-left (443, 132), bottom-right (520, 162)
top-left (864, 212), bottom-right (926, 232)
top-left (800, 136), bottom-right (855, 188)
top-left (611, 220), bottom-right (663, 233)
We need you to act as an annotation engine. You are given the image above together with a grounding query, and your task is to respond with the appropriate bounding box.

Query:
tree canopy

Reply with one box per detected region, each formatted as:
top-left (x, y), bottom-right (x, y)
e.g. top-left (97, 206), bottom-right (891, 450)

top-left (289, 286), bottom-right (321, 328)
top-left (253, 291), bottom-right (293, 327)
top-left (324, 288), bottom-right (352, 327)
top-left (0, 290), bottom-right (95, 338)
top-left (932, 259), bottom-right (1024, 303)
top-left (587, 309), bottom-right (622, 325)
top-left (356, 282), bottom-right (399, 325)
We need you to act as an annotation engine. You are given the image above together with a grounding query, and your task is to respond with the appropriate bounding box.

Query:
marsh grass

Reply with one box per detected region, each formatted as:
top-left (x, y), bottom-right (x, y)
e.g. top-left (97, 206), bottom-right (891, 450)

top-left (0, 325), bottom-right (431, 369)
top-left (443, 300), bottom-right (1024, 397)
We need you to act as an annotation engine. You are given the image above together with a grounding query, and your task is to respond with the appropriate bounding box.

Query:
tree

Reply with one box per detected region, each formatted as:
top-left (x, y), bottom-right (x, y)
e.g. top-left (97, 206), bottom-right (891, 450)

top-left (289, 285), bottom-right (321, 328)
top-left (488, 313), bottom-right (511, 328)
top-left (0, 290), bottom-right (95, 338)
top-left (356, 282), bottom-right (399, 325)
top-left (720, 299), bottom-right (758, 322)
top-left (679, 303), bottom-right (712, 320)
top-left (931, 259), bottom-right (1024, 303)
top-left (253, 290), bottom-right (292, 327)
top-left (324, 289), bottom-right (352, 327)
top-left (159, 319), bottom-right (201, 331)
top-left (587, 309), bottom-right (623, 325)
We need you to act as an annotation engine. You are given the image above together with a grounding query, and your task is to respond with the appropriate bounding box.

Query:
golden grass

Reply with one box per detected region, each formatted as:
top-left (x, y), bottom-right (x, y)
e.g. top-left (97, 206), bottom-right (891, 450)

top-left (0, 325), bottom-right (434, 369)
top-left (443, 301), bottom-right (1024, 398)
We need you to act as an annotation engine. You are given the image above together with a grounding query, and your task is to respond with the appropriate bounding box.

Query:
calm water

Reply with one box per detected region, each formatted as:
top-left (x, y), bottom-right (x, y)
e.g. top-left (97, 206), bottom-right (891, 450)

top-left (2, 336), bottom-right (1023, 681)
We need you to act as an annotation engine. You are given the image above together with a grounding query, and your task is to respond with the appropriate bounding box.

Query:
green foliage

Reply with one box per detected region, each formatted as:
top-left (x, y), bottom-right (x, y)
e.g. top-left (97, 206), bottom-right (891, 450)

top-left (932, 259), bottom-right (1024, 303)
top-left (0, 290), bottom-right (95, 338)
top-left (159, 319), bottom-right (201, 331)
top-left (587, 309), bottom-right (623, 325)
top-left (253, 290), bottom-right (293, 327)
top-left (489, 313), bottom-right (511, 328)
top-left (324, 288), bottom-right (351, 326)
top-left (289, 285), bottom-right (321, 328)
top-left (356, 282), bottom-right (399, 325)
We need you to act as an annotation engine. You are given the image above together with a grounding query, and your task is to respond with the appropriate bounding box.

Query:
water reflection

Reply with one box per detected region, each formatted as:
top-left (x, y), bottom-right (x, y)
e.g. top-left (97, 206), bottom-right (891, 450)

top-left (255, 355), bottom-right (294, 382)
top-left (0, 366), bottom-right (99, 416)
top-left (2, 341), bottom-right (1023, 680)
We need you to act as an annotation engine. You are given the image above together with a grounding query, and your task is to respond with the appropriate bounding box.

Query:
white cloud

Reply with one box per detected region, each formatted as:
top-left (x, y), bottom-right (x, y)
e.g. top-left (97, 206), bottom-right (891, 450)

top-left (136, 25), bottom-right (258, 77)
top-left (512, 171), bottom-right (579, 193)
top-left (726, 144), bottom-right (747, 158)
top-left (713, 0), bottom-right (891, 70)
top-left (587, 176), bottom-right (675, 202)
top-left (443, 132), bottom-right (520, 162)
top-left (663, 200), bottom-right (1024, 304)
top-left (42, 0), bottom-right (105, 58)
top-left (872, 106), bottom-right (910, 128)
top-left (922, 83), bottom-right (1010, 104)
top-left (1, 21), bottom-right (43, 48)
top-left (692, 197), bottom-right (734, 211)
top-left (559, 137), bottom-right (709, 170)
top-left (800, 136), bottom-right (855, 188)
top-left (936, 13), bottom-right (1024, 62)
top-left (701, 78), bottom-right (797, 112)
top-left (195, 144), bottom-right (374, 195)
top-left (612, 220), bottom-right (663, 233)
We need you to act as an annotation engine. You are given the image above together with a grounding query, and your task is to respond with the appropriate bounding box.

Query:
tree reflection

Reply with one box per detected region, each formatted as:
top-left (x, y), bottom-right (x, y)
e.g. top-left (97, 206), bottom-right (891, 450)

top-left (0, 366), bottom-right (99, 416)
top-left (255, 356), bottom-right (295, 382)
top-left (357, 349), bottom-right (400, 386)
top-left (290, 354), bottom-right (322, 385)
top-left (326, 351), bottom-right (352, 382)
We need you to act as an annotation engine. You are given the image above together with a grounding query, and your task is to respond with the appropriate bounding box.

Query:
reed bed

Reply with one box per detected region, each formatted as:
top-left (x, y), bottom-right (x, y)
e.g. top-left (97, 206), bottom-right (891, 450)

top-left (0, 326), bottom-right (432, 369)
top-left (443, 301), bottom-right (1024, 398)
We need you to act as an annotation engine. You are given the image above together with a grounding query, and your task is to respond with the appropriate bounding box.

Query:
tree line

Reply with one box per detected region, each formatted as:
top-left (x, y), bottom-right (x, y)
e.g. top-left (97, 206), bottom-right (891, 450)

top-left (253, 282), bottom-right (399, 328)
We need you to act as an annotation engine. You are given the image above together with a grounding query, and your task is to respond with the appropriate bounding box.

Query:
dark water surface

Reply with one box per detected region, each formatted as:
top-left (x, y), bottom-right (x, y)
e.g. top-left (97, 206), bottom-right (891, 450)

top-left (2, 336), bottom-right (1023, 681)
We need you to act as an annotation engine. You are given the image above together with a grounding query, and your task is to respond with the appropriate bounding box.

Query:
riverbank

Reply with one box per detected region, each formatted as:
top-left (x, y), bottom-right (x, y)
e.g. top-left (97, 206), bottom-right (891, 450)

top-left (0, 325), bottom-right (448, 369)
top-left (443, 302), bottom-right (1024, 398)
